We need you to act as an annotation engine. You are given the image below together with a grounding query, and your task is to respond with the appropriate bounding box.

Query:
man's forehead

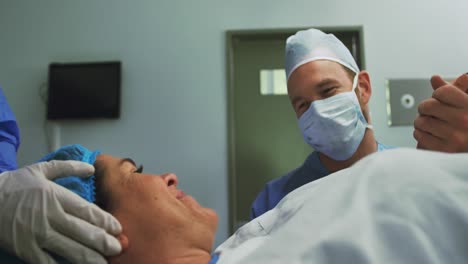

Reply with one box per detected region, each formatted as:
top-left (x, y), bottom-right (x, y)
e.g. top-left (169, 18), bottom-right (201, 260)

top-left (293, 60), bottom-right (349, 81)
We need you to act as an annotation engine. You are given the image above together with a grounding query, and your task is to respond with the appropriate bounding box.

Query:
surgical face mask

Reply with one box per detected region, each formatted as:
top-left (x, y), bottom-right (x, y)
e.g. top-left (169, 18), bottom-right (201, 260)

top-left (298, 75), bottom-right (373, 161)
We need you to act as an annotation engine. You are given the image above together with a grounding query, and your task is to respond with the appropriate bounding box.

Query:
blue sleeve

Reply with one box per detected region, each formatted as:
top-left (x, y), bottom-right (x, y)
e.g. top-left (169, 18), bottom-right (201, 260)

top-left (0, 86), bottom-right (20, 173)
top-left (250, 174), bottom-right (293, 220)
top-left (250, 188), bottom-right (270, 219)
top-left (208, 253), bottom-right (220, 264)
top-left (250, 152), bottom-right (325, 220)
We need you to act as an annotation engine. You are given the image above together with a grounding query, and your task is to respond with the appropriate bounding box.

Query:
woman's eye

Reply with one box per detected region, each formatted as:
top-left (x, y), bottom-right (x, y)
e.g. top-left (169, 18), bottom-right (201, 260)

top-left (135, 165), bottom-right (144, 174)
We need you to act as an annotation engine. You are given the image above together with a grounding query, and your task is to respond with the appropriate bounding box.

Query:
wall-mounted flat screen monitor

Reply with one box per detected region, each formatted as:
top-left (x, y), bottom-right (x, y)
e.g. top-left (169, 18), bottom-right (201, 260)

top-left (47, 61), bottom-right (121, 120)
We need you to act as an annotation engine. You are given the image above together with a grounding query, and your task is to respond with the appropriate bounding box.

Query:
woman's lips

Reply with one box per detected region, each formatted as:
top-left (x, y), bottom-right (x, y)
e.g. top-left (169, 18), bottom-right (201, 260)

top-left (176, 190), bottom-right (186, 199)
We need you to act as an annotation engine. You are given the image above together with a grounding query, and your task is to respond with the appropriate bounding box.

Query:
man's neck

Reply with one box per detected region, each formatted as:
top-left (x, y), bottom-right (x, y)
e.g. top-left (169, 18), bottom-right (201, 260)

top-left (319, 129), bottom-right (378, 173)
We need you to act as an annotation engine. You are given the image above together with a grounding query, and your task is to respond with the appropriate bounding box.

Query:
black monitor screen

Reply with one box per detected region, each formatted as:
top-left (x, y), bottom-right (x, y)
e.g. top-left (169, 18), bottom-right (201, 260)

top-left (47, 61), bottom-right (121, 120)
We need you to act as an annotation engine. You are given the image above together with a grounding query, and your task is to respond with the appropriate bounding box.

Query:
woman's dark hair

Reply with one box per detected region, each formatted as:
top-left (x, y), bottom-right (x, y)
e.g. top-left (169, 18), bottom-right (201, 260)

top-left (93, 161), bottom-right (114, 212)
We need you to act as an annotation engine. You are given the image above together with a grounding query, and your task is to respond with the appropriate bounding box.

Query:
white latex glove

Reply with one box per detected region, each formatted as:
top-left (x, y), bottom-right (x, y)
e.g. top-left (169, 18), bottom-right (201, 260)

top-left (0, 160), bottom-right (122, 264)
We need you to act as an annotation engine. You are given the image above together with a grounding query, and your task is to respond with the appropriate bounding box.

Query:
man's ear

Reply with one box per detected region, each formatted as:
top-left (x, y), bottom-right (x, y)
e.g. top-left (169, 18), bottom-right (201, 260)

top-left (357, 71), bottom-right (372, 104)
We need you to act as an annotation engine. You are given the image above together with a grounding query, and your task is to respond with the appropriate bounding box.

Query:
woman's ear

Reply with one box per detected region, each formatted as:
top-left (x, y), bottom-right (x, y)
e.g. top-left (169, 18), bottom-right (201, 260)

top-left (117, 233), bottom-right (129, 251)
top-left (107, 233), bottom-right (130, 264)
top-left (357, 71), bottom-right (372, 104)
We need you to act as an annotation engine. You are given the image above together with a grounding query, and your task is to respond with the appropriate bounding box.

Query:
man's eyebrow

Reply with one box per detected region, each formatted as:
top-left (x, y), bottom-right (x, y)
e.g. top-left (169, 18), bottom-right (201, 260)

top-left (315, 78), bottom-right (339, 89)
top-left (119, 158), bottom-right (137, 168)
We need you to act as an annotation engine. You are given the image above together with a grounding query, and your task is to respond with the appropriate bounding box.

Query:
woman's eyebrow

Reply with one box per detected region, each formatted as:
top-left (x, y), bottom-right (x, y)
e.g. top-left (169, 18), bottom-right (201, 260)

top-left (119, 158), bottom-right (137, 168)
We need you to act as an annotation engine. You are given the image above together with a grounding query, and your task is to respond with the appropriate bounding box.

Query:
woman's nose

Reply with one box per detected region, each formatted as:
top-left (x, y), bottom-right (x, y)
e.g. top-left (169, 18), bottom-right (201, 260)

top-left (161, 173), bottom-right (178, 187)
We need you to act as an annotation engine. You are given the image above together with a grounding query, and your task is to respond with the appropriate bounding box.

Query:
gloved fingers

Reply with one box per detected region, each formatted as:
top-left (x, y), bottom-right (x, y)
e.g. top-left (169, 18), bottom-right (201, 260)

top-left (33, 160), bottom-right (95, 180)
top-left (43, 230), bottom-right (107, 264)
top-left (49, 195), bottom-right (122, 256)
top-left (51, 213), bottom-right (122, 257)
top-left (54, 184), bottom-right (122, 235)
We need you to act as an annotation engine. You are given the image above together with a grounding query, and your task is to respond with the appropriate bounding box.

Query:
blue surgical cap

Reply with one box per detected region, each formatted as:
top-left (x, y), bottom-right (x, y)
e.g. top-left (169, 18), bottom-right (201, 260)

top-left (39, 144), bottom-right (100, 203)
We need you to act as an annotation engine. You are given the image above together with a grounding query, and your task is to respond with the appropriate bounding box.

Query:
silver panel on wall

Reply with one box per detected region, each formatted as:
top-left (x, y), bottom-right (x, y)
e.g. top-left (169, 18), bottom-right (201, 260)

top-left (385, 79), bottom-right (434, 126)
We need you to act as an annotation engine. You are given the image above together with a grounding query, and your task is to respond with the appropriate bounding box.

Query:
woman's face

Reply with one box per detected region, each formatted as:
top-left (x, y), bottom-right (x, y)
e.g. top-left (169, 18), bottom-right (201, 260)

top-left (94, 154), bottom-right (218, 262)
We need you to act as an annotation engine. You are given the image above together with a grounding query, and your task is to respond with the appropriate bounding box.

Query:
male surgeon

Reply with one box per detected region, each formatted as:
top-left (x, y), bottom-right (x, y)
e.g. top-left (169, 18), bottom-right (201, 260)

top-left (250, 28), bottom-right (392, 219)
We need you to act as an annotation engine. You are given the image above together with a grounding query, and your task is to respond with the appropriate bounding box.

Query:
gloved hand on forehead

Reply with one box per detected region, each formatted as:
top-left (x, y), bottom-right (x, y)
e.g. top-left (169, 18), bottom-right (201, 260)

top-left (0, 160), bottom-right (122, 264)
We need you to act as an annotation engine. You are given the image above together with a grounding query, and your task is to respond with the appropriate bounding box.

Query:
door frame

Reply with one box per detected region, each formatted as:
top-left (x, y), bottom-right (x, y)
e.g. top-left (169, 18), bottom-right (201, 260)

top-left (226, 26), bottom-right (365, 233)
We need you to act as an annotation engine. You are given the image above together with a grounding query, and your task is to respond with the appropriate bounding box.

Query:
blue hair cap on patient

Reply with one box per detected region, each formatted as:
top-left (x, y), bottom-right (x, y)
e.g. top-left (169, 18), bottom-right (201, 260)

top-left (39, 144), bottom-right (101, 203)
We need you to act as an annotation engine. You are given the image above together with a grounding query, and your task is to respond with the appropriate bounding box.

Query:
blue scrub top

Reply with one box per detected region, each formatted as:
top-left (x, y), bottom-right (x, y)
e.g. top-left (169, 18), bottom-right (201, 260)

top-left (250, 142), bottom-right (394, 219)
top-left (0, 86), bottom-right (20, 173)
top-left (0, 87), bottom-right (24, 262)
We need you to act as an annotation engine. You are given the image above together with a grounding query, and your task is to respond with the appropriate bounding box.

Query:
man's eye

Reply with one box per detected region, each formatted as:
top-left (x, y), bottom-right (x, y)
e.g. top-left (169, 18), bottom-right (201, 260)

top-left (324, 87), bottom-right (337, 94)
top-left (321, 87), bottom-right (338, 98)
top-left (298, 102), bottom-right (308, 110)
top-left (135, 165), bottom-right (144, 173)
